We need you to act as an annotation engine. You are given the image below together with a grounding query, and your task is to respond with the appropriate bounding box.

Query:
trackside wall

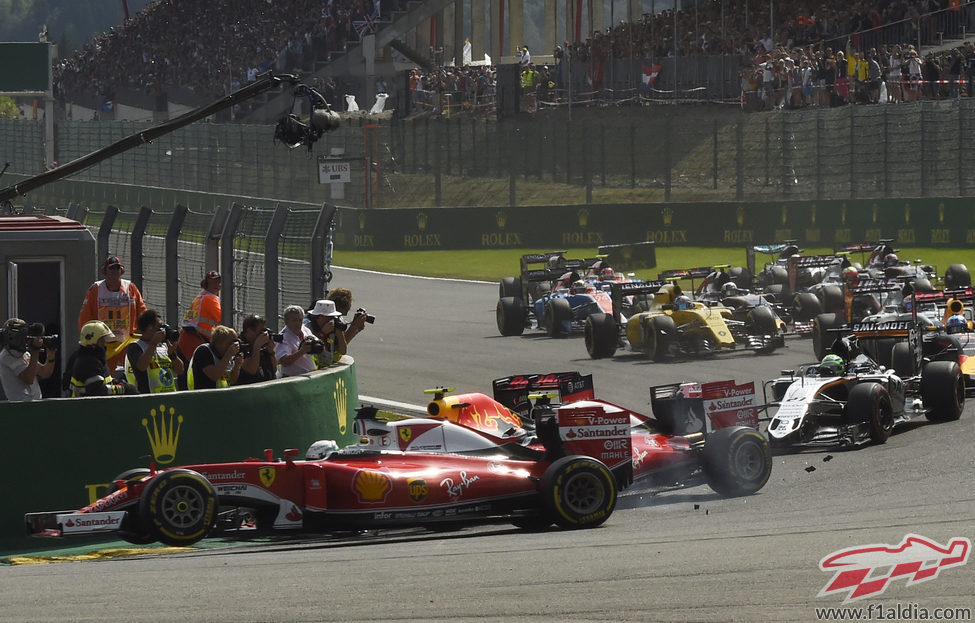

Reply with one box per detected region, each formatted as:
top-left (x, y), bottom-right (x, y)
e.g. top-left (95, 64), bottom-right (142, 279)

top-left (8, 176), bottom-right (973, 248)
top-left (0, 361), bottom-right (359, 551)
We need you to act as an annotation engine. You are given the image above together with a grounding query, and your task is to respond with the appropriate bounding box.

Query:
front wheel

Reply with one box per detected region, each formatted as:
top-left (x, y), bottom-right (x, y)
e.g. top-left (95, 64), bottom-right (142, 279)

top-left (702, 427), bottom-right (772, 496)
top-left (846, 382), bottom-right (894, 444)
top-left (496, 297), bottom-right (526, 336)
top-left (546, 297), bottom-right (572, 338)
top-left (540, 456), bottom-right (617, 529)
top-left (812, 313), bottom-right (844, 360)
top-left (139, 469), bottom-right (218, 546)
top-left (584, 313), bottom-right (618, 359)
top-left (792, 292), bottom-right (822, 322)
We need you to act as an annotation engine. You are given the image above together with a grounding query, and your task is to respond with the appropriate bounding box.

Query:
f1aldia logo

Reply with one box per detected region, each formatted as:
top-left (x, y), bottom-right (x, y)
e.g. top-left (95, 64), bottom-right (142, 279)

top-left (818, 533), bottom-right (970, 603)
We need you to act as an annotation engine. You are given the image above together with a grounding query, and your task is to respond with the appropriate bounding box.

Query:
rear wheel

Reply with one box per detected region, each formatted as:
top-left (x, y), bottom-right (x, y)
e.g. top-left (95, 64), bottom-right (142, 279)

top-left (584, 313), bottom-right (618, 359)
top-left (702, 427), bottom-right (772, 496)
top-left (499, 276), bottom-right (522, 299)
top-left (540, 456), bottom-right (617, 529)
top-left (846, 383), bottom-right (894, 444)
top-left (496, 297), bottom-right (526, 336)
top-left (792, 292), bottom-right (822, 322)
top-left (922, 361), bottom-right (964, 422)
top-left (819, 285), bottom-right (844, 314)
top-left (891, 341), bottom-right (916, 377)
top-left (139, 469), bottom-right (217, 547)
top-left (546, 298), bottom-right (572, 337)
top-left (646, 315), bottom-right (675, 361)
top-left (812, 313), bottom-right (844, 360)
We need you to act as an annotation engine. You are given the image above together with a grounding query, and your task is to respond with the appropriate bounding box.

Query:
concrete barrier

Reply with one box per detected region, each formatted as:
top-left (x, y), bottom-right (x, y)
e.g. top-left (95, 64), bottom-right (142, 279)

top-left (0, 358), bottom-right (359, 550)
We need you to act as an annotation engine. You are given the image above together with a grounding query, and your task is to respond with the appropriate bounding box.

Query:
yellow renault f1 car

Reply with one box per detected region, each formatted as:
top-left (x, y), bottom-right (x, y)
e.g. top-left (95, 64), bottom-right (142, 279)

top-left (584, 281), bottom-right (783, 360)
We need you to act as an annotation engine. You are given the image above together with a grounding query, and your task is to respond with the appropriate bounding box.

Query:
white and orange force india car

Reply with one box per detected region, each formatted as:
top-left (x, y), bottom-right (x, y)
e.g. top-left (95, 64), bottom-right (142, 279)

top-left (764, 320), bottom-right (965, 449)
top-left (367, 372), bottom-right (772, 498)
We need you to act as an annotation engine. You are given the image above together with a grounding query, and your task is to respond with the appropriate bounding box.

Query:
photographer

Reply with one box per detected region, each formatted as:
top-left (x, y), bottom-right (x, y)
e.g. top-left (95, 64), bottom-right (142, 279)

top-left (187, 325), bottom-right (242, 389)
top-left (0, 318), bottom-right (56, 402)
top-left (238, 314), bottom-right (277, 385)
top-left (306, 299), bottom-right (346, 368)
top-left (326, 287), bottom-right (373, 346)
top-left (274, 305), bottom-right (316, 377)
top-left (124, 309), bottom-right (184, 394)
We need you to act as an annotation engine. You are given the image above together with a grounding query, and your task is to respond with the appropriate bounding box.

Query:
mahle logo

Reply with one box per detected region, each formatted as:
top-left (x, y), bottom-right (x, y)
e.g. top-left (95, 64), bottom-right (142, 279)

top-left (818, 534), bottom-right (970, 603)
top-left (142, 404), bottom-right (183, 465)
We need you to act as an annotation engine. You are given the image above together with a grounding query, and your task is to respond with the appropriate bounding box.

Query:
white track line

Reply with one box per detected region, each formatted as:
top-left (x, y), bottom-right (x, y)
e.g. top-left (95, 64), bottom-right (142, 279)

top-left (333, 265), bottom-right (493, 284)
top-left (358, 394), bottom-right (429, 414)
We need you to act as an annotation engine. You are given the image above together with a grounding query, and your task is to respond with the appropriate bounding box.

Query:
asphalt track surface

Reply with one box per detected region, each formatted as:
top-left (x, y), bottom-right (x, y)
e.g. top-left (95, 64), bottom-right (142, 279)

top-left (2, 266), bottom-right (973, 622)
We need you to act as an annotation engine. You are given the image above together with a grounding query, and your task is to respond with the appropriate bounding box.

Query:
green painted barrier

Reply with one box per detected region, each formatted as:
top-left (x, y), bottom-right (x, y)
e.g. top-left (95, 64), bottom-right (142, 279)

top-left (0, 360), bottom-right (359, 551)
top-left (10, 177), bottom-right (975, 248)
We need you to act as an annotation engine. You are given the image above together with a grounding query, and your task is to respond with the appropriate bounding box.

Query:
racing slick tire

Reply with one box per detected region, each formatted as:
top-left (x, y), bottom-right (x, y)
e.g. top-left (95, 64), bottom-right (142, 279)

top-left (819, 285), bottom-right (845, 314)
top-left (944, 264), bottom-right (972, 290)
top-left (499, 277), bottom-right (522, 299)
top-left (812, 313), bottom-right (845, 360)
top-left (139, 469), bottom-right (218, 546)
top-left (891, 341), bottom-right (916, 377)
top-left (497, 297), bottom-right (526, 336)
top-left (792, 292), bottom-right (823, 322)
top-left (746, 306), bottom-right (777, 336)
top-left (911, 277), bottom-right (934, 293)
top-left (846, 382), bottom-right (894, 444)
top-left (106, 468), bottom-right (152, 496)
top-left (546, 297), bottom-right (572, 338)
top-left (540, 456), bottom-right (617, 529)
top-left (646, 314), bottom-right (676, 361)
top-left (585, 313), bottom-right (618, 359)
top-left (728, 266), bottom-right (753, 289)
top-left (768, 265), bottom-right (789, 285)
top-left (921, 361), bottom-right (965, 423)
top-left (702, 427), bottom-right (772, 497)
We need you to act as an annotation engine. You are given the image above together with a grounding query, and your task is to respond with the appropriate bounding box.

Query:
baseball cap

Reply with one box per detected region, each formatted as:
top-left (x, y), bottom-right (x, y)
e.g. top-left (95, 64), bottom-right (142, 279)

top-left (201, 270), bottom-right (222, 287)
top-left (102, 256), bottom-right (125, 274)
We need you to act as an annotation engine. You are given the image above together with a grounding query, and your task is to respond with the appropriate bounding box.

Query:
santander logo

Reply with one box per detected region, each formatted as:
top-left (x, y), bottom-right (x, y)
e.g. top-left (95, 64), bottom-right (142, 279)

top-left (818, 534), bottom-right (970, 603)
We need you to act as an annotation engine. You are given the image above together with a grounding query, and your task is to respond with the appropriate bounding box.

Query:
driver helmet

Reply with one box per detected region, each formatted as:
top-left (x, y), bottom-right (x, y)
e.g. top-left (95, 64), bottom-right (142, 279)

top-left (80, 320), bottom-right (113, 347)
top-left (547, 255), bottom-right (562, 270)
top-left (571, 279), bottom-right (588, 294)
top-left (884, 253), bottom-right (899, 267)
top-left (675, 295), bottom-right (692, 310)
top-left (1, 318), bottom-right (29, 351)
top-left (946, 314), bottom-right (969, 334)
top-left (842, 266), bottom-right (858, 281)
top-left (721, 282), bottom-right (740, 298)
top-left (819, 354), bottom-right (846, 376)
top-left (599, 267), bottom-right (615, 281)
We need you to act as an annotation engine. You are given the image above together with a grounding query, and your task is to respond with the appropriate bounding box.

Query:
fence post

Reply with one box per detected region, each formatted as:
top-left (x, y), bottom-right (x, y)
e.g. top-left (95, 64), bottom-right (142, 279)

top-left (630, 122), bottom-right (636, 189)
top-left (664, 122), bottom-right (672, 202)
top-left (264, 204), bottom-right (289, 331)
top-left (584, 122), bottom-right (593, 204)
top-left (206, 205), bottom-right (228, 275)
top-left (764, 117), bottom-right (770, 186)
top-left (713, 118), bottom-right (719, 190)
top-left (130, 206), bottom-right (151, 292)
top-left (434, 120), bottom-right (442, 207)
top-left (97, 205), bottom-right (119, 274)
top-left (219, 203), bottom-right (245, 327)
top-left (165, 204), bottom-right (187, 326)
top-left (736, 121), bottom-right (744, 201)
top-left (959, 101), bottom-right (965, 197)
top-left (883, 107), bottom-right (890, 196)
top-left (816, 110), bottom-right (823, 200)
top-left (508, 124), bottom-right (516, 207)
top-left (600, 122), bottom-right (606, 187)
top-left (849, 107), bottom-right (857, 200)
top-left (921, 107), bottom-right (928, 197)
top-left (310, 203), bottom-right (337, 317)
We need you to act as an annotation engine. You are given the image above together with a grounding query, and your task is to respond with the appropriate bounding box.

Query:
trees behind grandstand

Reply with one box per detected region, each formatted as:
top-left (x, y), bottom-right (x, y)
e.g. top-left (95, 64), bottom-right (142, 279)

top-left (0, 0), bottom-right (150, 53)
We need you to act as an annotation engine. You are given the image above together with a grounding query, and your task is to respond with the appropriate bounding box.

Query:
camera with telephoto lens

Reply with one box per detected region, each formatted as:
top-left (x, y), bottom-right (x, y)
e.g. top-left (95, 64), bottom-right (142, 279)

top-left (269, 331), bottom-right (285, 343)
top-left (28, 323), bottom-right (59, 350)
top-left (356, 308), bottom-right (376, 324)
top-left (159, 324), bottom-right (180, 342)
top-left (305, 336), bottom-right (326, 355)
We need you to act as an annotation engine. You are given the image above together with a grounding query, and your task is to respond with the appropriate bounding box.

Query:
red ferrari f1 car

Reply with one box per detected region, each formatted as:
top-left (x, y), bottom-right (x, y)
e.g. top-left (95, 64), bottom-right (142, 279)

top-left (26, 373), bottom-right (771, 546)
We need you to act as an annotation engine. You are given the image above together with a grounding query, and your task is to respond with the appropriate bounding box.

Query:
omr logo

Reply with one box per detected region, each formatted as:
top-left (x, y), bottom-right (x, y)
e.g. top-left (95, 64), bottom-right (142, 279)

top-left (818, 534), bottom-right (970, 603)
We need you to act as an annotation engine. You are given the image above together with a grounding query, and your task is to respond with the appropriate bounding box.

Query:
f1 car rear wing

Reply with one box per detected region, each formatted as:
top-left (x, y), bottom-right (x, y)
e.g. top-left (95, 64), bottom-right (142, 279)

top-left (606, 280), bottom-right (669, 320)
top-left (492, 372), bottom-right (596, 414)
top-left (745, 241), bottom-right (801, 276)
top-left (650, 380), bottom-right (759, 435)
top-left (519, 251), bottom-right (606, 299)
top-left (833, 319), bottom-right (924, 376)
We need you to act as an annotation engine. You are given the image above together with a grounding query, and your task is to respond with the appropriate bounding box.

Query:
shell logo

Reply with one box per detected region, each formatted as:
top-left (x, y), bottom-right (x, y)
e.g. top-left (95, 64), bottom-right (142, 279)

top-left (352, 469), bottom-right (392, 503)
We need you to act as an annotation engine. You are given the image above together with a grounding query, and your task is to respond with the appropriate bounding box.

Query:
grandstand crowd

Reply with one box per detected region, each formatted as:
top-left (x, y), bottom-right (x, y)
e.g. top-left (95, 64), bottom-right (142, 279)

top-left (50, 0), bottom-right (975, 112)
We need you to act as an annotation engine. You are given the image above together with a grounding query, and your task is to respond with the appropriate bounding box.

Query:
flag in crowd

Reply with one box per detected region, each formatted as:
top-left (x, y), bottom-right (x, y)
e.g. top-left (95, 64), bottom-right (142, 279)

top-left (642, 64), bottom-right (662, 87)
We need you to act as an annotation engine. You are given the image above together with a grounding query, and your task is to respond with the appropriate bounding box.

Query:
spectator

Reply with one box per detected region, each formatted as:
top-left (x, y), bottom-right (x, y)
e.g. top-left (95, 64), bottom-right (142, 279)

top-left (177, 270), bottom-right (222, 384)
top-left (78, 255), bottom-right (147, 371)
top-left (327, 287), bottom-right (369, 345)
top-left (187, 325), bottom-right (242, 389)
top-left (306, 299), bottom-right (346, 368)
top-left (274, 305), bottom-right (316, 377)
top-left (0, 318), bottom-right (55, 402)
top-left (68, 321), bottom-right (138, 397)
top-left (124, 309), bottom-right (184, 394)
top-left (237, 314), bottom-right (277, 385)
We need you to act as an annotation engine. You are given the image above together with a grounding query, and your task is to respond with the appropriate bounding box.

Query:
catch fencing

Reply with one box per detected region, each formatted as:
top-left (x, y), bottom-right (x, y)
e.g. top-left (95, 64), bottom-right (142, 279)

top-left (23, 200), bottom-right (335, 332)
top-left (4, 98), bottom-right (975, 209)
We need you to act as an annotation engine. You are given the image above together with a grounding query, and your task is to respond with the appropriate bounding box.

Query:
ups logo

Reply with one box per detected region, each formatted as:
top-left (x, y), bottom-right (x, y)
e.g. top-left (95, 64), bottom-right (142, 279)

top-left (408, 478), bottom-right (428, 502)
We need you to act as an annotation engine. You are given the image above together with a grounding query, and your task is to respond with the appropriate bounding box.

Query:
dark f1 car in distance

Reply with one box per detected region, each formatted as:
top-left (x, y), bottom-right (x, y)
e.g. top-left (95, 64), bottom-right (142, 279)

top-left (763, 318), bottom-right (964, 449)
top-left (27, 373), bottom-right (772, 547)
